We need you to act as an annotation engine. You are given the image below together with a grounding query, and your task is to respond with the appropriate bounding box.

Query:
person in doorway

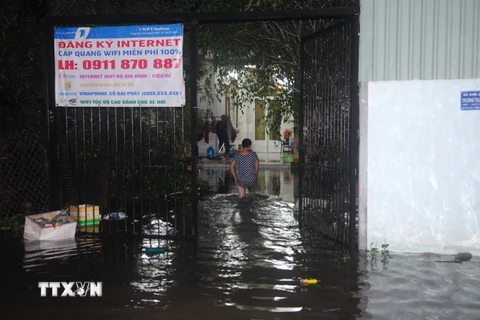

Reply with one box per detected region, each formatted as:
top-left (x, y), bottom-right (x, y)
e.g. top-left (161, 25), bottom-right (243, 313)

top-left (218, 115), bottom-right (236, 155)
top-left (230, 138), bottom-right (260, 198)
top-left (215, 118), bottom-right (227, 154)
top-left (223, 114), bottom-right (236, 148)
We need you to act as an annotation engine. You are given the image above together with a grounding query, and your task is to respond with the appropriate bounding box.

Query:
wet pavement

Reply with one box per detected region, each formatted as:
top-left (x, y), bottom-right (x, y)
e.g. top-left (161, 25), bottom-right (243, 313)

top-left (1, 168), bottom-right (479, 319)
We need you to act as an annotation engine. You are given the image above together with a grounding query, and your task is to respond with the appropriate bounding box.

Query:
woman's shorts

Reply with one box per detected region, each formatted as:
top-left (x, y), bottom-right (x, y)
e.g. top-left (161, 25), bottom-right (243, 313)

top-left (237, 179), bottom-right (257, 192)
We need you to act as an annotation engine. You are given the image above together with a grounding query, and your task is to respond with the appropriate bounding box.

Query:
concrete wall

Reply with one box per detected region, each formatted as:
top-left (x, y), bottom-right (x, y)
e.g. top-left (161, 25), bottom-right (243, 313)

top-left (359, 78), bottom-right (480, 254)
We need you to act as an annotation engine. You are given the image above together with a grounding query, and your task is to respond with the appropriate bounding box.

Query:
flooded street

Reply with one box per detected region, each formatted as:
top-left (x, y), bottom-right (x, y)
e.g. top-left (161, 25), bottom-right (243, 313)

top-left (1, 168), bottom-right (479, 319)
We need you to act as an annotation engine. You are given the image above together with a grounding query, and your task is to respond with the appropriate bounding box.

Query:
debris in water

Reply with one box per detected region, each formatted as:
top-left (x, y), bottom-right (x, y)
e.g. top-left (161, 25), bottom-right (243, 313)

top-left (455, 252), bottom-right (472, 262)
top-left (145, 247), bottom-right (166, 255)
top-left (436, 252), bottom-right (473, 263)
top-left (102, 212), bottom-right (127, 220)
top-left (300, 278), bottom-right (318, 286)
top-left (323, 308), bottom-right (341, 313)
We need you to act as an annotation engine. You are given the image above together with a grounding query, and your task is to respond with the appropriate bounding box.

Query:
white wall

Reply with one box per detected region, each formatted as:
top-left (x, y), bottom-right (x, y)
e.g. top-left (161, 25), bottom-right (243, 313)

top-left (236, 98), bottom-right (294, 153)
top-left (359, 78), bottom-right (480, 254)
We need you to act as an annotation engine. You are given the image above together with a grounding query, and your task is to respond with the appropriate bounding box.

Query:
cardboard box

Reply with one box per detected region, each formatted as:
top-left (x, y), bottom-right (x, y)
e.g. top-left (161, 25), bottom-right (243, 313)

top-left (24, 211), bottom-right (77, 241)
top-left (69, 204), bottom-right (101, 225)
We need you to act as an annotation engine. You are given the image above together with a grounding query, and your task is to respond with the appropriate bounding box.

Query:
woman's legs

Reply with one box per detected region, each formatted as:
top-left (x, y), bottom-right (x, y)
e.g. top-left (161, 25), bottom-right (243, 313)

top-left (237, 180), bottom-right (256, 198)
top-left (237, 185), bottom-right (246, 198)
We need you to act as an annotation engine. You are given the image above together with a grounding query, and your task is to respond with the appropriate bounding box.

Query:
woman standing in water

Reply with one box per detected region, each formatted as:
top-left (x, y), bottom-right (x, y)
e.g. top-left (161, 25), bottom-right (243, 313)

top-left (230, 138), bottom-right (260, 198)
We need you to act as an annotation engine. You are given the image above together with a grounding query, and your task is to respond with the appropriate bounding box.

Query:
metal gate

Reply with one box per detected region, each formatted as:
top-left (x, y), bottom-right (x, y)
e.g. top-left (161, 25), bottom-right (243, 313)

top-left (298, 17), bottom-right (359, 248)
top-left (46, 24), bottom-right (199, 240)
top-left (45, 9), bottom-right (360, 241)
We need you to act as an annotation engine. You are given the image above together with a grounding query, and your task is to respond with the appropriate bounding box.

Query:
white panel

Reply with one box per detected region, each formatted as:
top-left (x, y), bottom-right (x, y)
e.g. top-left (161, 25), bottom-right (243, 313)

top-left (363, 78), bottom-right (480, 254)
top-left (358, 82), bottom-right (369, 250)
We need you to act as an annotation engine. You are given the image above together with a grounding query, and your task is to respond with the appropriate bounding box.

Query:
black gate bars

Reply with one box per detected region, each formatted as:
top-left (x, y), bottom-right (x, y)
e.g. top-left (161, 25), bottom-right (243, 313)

top-left (299, 17), bottom-right (359, 248)
top-left (45, 8), bottom-right (359, 242)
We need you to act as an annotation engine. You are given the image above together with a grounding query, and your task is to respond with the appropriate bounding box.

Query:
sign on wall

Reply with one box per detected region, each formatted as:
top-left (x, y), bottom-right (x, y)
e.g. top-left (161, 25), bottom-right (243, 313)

top-left (461, 91), bottom-right (480, 111)
top-left (54, 24), bottom-right (185, 107)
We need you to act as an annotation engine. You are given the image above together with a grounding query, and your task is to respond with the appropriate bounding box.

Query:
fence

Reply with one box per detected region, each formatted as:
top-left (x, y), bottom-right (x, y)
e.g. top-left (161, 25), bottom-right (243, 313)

top-left (0, 130), bottom-right (50, 218)
top-left (53, 106), bottom-right (195, 239)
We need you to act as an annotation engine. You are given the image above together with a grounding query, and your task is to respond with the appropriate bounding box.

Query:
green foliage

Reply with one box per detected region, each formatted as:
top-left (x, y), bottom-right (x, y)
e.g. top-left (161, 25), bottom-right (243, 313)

top-left (381, 243), bottom-right (390, 259)
top-left (366, 241), bottom-right (391, 270)
top-left (198, 0), bottom-right (359, 126)
top-left (0, 214), bottom-right (24, 236)
top-left (366, 242), bottom-right (379, 260)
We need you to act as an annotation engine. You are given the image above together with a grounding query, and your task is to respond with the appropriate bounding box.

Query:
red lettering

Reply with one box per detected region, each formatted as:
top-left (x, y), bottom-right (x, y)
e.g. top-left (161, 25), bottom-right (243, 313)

top-left (58, 41), bottom-right (93, 49)
top-left (117, 40), bottom-right (127, 47)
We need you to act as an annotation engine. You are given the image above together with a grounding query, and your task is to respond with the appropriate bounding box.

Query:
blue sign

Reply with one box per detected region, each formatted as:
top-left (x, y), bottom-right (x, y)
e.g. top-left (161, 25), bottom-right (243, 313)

top-left (53, 24), bottom-right (185, 108)
top-left (461, 91), bottom-right (480, 110)
top-left (54, 24), bottom-right (183, 40)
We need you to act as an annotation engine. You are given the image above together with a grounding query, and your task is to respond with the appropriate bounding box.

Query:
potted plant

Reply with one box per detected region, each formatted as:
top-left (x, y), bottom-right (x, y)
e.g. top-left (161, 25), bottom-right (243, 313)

top-left (283, 128), bottom-right (293, 143)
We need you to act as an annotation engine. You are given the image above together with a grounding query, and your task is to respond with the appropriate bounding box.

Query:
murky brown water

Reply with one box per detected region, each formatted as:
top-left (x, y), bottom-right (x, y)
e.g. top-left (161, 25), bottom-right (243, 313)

top-left (0, 168), bottom-right (479, 319)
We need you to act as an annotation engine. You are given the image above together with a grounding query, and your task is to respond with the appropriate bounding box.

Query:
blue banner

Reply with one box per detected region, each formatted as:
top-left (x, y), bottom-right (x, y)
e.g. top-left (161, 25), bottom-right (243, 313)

top-left (54, 24), bottom-right (183, 40)
top-left (54, 24), bottom-right (185, 108)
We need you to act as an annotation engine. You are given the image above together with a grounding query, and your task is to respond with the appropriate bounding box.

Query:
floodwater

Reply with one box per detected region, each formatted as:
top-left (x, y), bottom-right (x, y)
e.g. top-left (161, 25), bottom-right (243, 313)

top-left (1, 168), bottom-right (480, 319)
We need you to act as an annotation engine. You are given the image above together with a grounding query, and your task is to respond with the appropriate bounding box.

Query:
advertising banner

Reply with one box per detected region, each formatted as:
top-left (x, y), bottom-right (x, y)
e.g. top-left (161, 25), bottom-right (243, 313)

top-left (54, 24), bottom-right (185, 107)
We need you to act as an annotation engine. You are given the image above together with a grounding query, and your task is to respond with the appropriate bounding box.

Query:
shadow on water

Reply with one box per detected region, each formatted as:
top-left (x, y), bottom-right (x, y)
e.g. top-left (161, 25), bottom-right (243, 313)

top-left (3, 168), bottom-right (480, 319)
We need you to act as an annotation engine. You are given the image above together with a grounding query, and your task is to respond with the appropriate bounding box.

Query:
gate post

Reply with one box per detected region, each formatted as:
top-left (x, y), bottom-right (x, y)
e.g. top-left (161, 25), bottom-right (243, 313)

top-left (189, 21), bottom-right (199, 238)
top-left (348, 15), bottom-right (360, 250)
top-left (45, 20), bottom-right (61, 211)
top-left (298, 38), bottom-right (305, 222)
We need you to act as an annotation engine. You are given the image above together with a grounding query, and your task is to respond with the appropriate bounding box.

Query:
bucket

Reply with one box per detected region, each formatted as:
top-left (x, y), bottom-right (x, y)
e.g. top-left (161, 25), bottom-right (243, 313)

top-left (282, 155), bottom-right (294, 163)
top-left (207, 146), bottom-right (215, 159)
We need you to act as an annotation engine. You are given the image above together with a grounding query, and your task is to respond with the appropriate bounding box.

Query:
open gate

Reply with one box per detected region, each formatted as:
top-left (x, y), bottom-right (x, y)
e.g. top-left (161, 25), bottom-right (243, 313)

top-left (45, 8), bottom-right (360, 242)
top-left (298, 16), bottom-right (359, 248)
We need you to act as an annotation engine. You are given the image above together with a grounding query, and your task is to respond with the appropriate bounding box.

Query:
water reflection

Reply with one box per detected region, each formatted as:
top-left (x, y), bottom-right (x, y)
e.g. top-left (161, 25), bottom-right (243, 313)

top-left (199, 167), bottom-right (296, 203)
top-left (2, 174), bottom-right (479, 319)
top-left (142, 217), bottom-right (176, 237)
top-left (129, 239), bottom-right (176, 308)
top-left (16, 169), bottom-right (480, 318)
top-left (196, 191), bottom-right (363, 317)
top-left (363, 253), bottom-right (480, 320)
top-left (23, 239), bottom-right (78, 274)
top-left (0, 168), bottom-right (367, 319)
